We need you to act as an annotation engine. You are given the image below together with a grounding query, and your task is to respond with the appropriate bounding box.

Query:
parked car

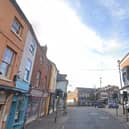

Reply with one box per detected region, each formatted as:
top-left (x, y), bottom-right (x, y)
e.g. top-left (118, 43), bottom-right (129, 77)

top-left (96, 102), bottom-right (105, 108)
top-left (108, 102), bottom-right (119, 108)
top-left (125, 102), bottom-right (129, 112)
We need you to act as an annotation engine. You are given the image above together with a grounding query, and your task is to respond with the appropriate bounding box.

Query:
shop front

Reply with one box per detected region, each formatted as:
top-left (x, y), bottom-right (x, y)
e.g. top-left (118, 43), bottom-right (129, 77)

top-left (48, 93), bottom-right (56, 114)
top-left (6, 94), bottom-right (28, 129)
top-left (0, 90), bottom-right (13, 129)
top-left (26, 89), bottom-right (49, 123)
top-left (5, 79), bottom-right (30, 129)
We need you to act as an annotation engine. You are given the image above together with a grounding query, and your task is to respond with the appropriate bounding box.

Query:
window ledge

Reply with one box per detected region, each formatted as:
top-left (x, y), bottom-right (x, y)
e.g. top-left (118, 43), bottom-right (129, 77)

top-left (0, 75), bottom-right (12, 82)
top-left (23, 79), bottom-right (29, 83)
top-left (11, 30), bottom-right (22, 41)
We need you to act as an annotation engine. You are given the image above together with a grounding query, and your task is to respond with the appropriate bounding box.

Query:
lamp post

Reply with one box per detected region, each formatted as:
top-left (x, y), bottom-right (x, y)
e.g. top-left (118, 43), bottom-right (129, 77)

top-left (100, 77), bottom-right (102, 88)
top-left (117, 60), bottom-right (125, 114)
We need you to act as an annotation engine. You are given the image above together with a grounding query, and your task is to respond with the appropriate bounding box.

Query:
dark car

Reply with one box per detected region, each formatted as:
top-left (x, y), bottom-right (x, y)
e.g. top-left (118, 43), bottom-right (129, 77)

top-left (96, 102), bottom-right (105, 108)
top-left (108, 102), bottom-right (119, 108)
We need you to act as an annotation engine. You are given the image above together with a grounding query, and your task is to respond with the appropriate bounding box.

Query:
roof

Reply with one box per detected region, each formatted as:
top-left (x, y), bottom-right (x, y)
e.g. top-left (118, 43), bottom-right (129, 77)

top-left (10, 0), bottom-right (30, 25)
top-left (76, 87), bottom-right (96, 93)
top-left (57, 73), bottom-right (67, 81)
top-left (10, 0), bottom-right (40, 46)
top-left (120, 52), bottom-right (129, 64)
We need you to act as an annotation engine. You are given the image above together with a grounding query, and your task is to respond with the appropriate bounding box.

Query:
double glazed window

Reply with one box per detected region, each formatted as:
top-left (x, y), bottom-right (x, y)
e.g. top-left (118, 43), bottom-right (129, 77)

top-left (11, 17), bottom-right (22, 36)
top-left (24, 59), bottom-right (32, 81)
top-left (0, 48), bottom-right (14, 77)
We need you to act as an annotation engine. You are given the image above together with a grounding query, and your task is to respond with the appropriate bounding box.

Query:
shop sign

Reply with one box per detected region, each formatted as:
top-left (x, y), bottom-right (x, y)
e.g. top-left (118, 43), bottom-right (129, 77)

top-left (31, 89), bottom-right (42, 97)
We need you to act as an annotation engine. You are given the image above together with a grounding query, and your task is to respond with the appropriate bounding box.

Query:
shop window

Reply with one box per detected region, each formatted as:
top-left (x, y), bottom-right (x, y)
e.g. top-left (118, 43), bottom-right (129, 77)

top-left (11, 17), bottom-right (23, 37)
top-left (27, 97), bottom-right (39, 119)
top-left (0, 47), bottom-right (15, 78)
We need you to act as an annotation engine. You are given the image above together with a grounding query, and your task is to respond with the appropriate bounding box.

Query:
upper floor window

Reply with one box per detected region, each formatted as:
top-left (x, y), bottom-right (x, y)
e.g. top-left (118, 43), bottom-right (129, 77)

top-left (35, 71), bottom-right (41, 88)
top-left (40, 57), bottom-right (43, 64)
top-left (29, 42), bottom-right (35, 55)
top-left (0, 48), bottom-right (15, 77)
top-left (24, 59), bottom-right (32, 81)
top-left (122, 72), bottom-right (126, 82)
top-left (11, 17), bottom-right (23, 36)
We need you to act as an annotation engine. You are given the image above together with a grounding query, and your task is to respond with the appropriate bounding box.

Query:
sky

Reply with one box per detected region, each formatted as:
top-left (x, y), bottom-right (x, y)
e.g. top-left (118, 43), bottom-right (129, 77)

top-left (17, 0), bottom-right (129, 91)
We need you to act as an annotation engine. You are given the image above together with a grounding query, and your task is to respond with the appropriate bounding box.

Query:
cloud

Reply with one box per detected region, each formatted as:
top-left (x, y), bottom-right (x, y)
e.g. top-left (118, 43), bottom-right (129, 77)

top-left (17, 0), bottom-right (121, 87)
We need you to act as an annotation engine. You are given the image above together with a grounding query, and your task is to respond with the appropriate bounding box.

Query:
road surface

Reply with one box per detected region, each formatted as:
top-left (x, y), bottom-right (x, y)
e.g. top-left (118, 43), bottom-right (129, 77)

top-left (62, 107), bottom-right (128, 129)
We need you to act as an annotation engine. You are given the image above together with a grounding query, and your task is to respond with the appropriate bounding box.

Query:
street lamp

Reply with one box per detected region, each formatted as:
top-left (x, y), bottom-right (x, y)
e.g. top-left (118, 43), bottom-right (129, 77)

top-left (100, 77), bottom-right (102, 88)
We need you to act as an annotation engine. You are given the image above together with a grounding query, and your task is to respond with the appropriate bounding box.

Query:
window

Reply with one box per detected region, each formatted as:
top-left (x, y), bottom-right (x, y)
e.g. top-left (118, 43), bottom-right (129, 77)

top-left (122, 72), bottom-right (126, 82)
top-left (40, 57), bottom-right (43, 64)
top-left (29, 43), bottom-right (35, 55)
top-left (35, 71), bottom-right (41, 88)
top-left (11, 17), bottom-right (22, 36)
top-left (127, 68), bottom-right (129, 80)
top-left (24, 59), bottom-right (32, 81)
top-left (0, 48), bottom-right (14, 77)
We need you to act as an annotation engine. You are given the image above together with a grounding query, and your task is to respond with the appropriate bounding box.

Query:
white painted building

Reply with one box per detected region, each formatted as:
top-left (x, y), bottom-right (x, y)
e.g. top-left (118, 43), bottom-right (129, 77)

top-left (18, 30), bottom-right (37, 84)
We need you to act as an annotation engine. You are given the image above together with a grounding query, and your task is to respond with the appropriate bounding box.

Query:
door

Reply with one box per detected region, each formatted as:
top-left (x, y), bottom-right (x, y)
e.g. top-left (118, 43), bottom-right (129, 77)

top-left (6, 97), bottom-right (17, 129)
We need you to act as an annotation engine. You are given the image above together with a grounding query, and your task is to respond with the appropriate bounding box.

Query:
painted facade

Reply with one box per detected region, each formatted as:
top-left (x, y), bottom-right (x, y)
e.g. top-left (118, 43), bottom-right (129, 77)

top-left (120, 53), bottom-right (129, 88)
top-left (0, 0), bottom-right (28, 129)
top-left (120, 53), bottom-right (129, 100)
top-left (56, 73), bottom-right (68, 111)
top-left (46, 62), bottom-right (57, 115)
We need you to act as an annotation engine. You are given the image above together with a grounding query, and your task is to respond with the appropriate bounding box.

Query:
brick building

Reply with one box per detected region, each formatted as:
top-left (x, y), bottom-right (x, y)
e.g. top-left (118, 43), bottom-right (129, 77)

top-left (26, 45), bottom-right (51, 123)
top-left (0, 0), bottom-right (29, 129)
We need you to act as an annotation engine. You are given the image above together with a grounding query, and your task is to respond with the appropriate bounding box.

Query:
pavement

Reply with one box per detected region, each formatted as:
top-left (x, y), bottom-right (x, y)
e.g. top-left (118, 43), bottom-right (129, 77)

top-left (100, 105), bottom-right (129, 128)
top-left (25, 110), bottom-right (68, 129)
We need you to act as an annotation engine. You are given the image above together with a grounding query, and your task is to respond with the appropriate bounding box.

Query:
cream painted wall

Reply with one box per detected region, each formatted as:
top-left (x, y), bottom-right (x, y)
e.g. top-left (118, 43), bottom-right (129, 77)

top-left (49, 63), bottom-right (57, 92)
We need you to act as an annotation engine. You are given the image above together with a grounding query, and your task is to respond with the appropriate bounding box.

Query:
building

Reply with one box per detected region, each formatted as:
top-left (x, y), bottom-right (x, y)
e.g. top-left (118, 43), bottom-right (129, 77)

top-left (75, 87), bottom-right (96, 106)
top-left (0, 0), bottom-right (29, 129)
top-left (120, 52), bottom-right (129, 101)
top-left (96, 85), bottom-right (119, 104)
top-left (46, 62), bottom-right (57, 115)
top-left (67, 91), bottom-right (78, 105)
top-left (26, 45), bottom-right (50, 123)
top-left (56, 73), bottom-right (68, 110)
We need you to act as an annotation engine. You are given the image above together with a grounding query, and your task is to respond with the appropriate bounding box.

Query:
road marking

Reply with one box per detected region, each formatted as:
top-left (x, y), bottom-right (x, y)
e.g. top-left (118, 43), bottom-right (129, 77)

top-left (89, 113), bottom-right (99, 115)
top-left (99, 116), bottom-right (109, 120)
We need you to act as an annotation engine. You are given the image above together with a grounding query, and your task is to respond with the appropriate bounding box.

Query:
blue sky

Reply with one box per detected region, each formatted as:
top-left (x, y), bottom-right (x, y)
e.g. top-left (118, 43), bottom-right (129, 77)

top-left (17, 0), bottom-right (129, 90)
top-left (67, 0), bottom-right (129, 40)
top-left (67, 0), bottom-right (129, 57)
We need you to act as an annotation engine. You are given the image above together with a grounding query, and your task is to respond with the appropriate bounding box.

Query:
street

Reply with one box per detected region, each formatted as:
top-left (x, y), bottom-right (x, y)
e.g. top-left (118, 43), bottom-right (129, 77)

top-left (62, 107), bottom-right (128, 129)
